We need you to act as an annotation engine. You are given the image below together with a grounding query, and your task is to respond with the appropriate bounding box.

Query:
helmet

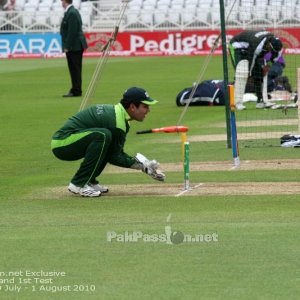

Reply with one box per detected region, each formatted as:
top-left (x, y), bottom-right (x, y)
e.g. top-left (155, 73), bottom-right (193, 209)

top-left (269, 37), bottom-right (282, 52)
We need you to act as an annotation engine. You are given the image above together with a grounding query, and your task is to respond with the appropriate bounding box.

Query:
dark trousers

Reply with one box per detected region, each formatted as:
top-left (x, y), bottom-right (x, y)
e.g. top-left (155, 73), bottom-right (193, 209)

top-left (66, 50), bottom-right (84, 96)
top-left (52, 129), bottom-right (112, 187)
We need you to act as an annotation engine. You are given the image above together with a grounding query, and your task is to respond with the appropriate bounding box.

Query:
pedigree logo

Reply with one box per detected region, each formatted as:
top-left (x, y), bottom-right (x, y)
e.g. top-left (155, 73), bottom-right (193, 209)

top-left (130, 33), bottom-right (221, 52)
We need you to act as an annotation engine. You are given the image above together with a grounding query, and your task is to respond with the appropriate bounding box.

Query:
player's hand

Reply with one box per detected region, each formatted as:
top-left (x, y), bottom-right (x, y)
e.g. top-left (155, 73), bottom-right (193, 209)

top-left (133, 153), bottom-right (166, 181)
top-left (144, 160), bottom-right (166, 182)
top-left (149, 168), bottom-right (166, 181)
top-left (262, 65), bottom-right (270, 76)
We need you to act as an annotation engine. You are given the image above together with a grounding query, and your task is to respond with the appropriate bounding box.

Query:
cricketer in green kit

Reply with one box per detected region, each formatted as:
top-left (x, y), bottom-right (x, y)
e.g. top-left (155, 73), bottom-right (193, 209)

top-left (51, 87), bottom-right (166, 197)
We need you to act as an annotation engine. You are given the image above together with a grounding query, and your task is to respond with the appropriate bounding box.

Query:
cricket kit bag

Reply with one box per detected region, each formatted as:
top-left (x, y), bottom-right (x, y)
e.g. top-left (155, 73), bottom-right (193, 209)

top-left (280, 134), bottom-right (300, 147)
top-left (176, 80), bottom-right (226, 106)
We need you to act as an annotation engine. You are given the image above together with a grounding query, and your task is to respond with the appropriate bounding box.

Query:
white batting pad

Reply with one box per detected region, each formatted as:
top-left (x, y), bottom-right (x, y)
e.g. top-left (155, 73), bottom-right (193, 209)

top-left (262, 74), bottom-right (268, 102)
top-left (234, 60), bottom-right (249, 105)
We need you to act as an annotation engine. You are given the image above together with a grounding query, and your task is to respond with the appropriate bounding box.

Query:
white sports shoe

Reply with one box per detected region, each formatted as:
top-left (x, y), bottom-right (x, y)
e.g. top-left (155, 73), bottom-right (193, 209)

top-left (89, 183), bottom-right (109, 193)
top-left (256, 102), bottom-right (266, 109)
top-left (256, 102), bottom-right (275, 109)
top-left (264, 101), bottom-right (275, 108)
top-left (235, 103), bottom-right (246, 111)
top-left (68, 183), bottom-right (101, 197)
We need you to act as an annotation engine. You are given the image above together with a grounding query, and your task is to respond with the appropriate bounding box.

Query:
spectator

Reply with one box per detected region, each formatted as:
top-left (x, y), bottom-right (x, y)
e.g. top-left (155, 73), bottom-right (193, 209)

top-left (60, 0), bottom-right (88, 97)
top-left (0, 0), bottom-right (15, 11)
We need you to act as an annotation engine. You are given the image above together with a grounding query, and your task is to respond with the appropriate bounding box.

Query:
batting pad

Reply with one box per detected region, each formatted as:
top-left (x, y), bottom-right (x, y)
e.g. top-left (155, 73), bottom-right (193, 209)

top-left (234, 60), bottom-right (248, 105)
top-left (262, 74), bottom-right (268, 102)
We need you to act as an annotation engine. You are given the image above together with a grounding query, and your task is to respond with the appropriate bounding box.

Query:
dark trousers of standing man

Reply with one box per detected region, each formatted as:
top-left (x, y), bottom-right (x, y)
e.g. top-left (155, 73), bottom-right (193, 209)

top-left (66, 49), bottom-right (84, 96)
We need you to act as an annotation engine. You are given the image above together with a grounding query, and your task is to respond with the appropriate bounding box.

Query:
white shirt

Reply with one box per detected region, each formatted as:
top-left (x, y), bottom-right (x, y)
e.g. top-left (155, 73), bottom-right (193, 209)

top-left (64, 4), bottom-right (73, 13)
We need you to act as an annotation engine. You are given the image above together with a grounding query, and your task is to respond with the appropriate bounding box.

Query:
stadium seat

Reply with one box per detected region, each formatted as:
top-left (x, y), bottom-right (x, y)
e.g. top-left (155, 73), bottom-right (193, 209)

top-left (267, 3), bottom-right (283, 22)
top-left (295, 5), bottom-right (300, 17)
top-left (172, 0), bottom-right (184, 3)
top-left (40, 0), bottom-right (54, 6)
top-left (185, 3), bottom-right (197, 10)
top-left (29, 0), bottom-right (41, 9)
top-left (80, 1), bottom-right (92, 11)
top-left (14, 0), bottom-right (26, 11)
top-left (171, 3), bottom-right (183, 10)
top-left (80, 2), bottom-right (93, 27)
top-left (140, 9), bottom-right (153, 24)
top-left (72, 0), bottom-right (81, 9)
top-left (126, 11), bottom-right (140, 24)
top-left (52, 1), bottom-right (63, 12)
top-left (225, 9), bottom-right (240, 24)
top-left (210, 7), bottom-right (221, 24)
top-left (182, 9), bottom-right (196, 24)
top-left (238, 1), bottom-right (253, 22)
top-left (168, 11), bottom-right (180, 24)
top-left (239, 0), bottom-right (255, 6)
top-left (211, 0), bottom-right (220, 9)
top-left (268, 0), bottom-right (281, 5)
top-left (239, 0), bottom-right (253, 8)
top-left (154, 10), bottom-right (167, 24)
top-left (187, 0), bottom-right (198, 5)
top-left (239, 10), bottom-right (253, 23)
top-left (36, 4), bottom-right (50, 25)
top-left (280, 6), bottom-right (296, 21)
top-left (39, 2), bottom-right (51, 10)
top-left (129, 0), bottom-right (143, 6)
top-left (127, 5), bottom-right (141, 16)
top-left (128, 0), bottom-right (142, 11)
top-left (253, 0), bottom-right (268, 8)
top-left (198, 0), bottom-right (212, 8)
top-left (143, 0), bottom-right (157, 9)
top-left (196, 9), bottom-right (210, 24)
top-left (143, 3), bottom-right (156, 10)
top-left (0, 11), bottom-right (6, 27)
top-left (50, 2), bottom-right (64, 26)
top-left (211, 0), bottom-right (220, 4)
top-left (156, 0), bottom-right (170, 8)
top-left (252, 6), bottom-right (267, 20)
top-left (156, 2), bottom-right (169, 10)
top-left (23, 3), bottom-right (36, 26)
top-left (238, 10), bottom-right (253, 23)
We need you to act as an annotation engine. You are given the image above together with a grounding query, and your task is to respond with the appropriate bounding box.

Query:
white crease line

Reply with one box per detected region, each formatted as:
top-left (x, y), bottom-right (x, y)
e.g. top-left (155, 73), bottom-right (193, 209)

top-left (194, 183), bottom-right (204, 188)
top-left (229, 164), bottom-right (242, 170)
top-left (175, 183), bottom-right (203, 197)
top-left (175, 189), bottom-right (190, 197)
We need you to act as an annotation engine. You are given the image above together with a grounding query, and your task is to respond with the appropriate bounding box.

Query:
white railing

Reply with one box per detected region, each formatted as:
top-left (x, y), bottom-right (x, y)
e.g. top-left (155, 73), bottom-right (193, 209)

top-left (1, 1), bottom-right (300, 34)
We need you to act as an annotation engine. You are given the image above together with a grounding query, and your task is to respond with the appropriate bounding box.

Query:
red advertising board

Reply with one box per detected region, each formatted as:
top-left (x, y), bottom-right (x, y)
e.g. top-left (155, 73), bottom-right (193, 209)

top-left (85, 28), bottom-right (300, 57)
top-left (1, 28), bottom-right (300, 58)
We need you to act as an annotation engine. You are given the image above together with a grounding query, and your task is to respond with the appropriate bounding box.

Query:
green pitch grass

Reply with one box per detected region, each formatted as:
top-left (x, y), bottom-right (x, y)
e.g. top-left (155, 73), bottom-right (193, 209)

top-left (0, 56), bottom-right (300, 300)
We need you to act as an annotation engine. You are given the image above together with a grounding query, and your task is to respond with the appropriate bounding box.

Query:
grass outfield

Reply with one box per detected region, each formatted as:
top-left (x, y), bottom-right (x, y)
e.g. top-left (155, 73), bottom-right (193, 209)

top-left (1, 56), bottom-right (300, 300)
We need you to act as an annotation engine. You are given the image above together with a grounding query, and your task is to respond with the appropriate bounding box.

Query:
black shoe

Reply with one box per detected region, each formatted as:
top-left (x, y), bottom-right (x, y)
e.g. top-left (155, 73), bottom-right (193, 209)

top-left (63, 92), bottom-right (82, 97)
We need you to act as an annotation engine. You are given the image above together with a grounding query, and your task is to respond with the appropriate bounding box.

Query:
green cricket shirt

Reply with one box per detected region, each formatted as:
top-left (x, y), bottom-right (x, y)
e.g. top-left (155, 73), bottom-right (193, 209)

top-left (51, 103), bottom-right (136, 168)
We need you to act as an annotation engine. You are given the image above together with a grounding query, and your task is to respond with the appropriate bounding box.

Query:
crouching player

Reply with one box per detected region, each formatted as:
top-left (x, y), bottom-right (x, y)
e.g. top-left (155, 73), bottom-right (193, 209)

top-left (51, 87), bottom-right (165, 197)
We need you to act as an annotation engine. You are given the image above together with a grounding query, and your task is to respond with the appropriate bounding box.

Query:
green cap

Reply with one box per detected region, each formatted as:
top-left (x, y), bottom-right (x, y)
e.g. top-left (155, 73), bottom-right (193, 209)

top-left (122, 87), bottom-right (158, 105)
